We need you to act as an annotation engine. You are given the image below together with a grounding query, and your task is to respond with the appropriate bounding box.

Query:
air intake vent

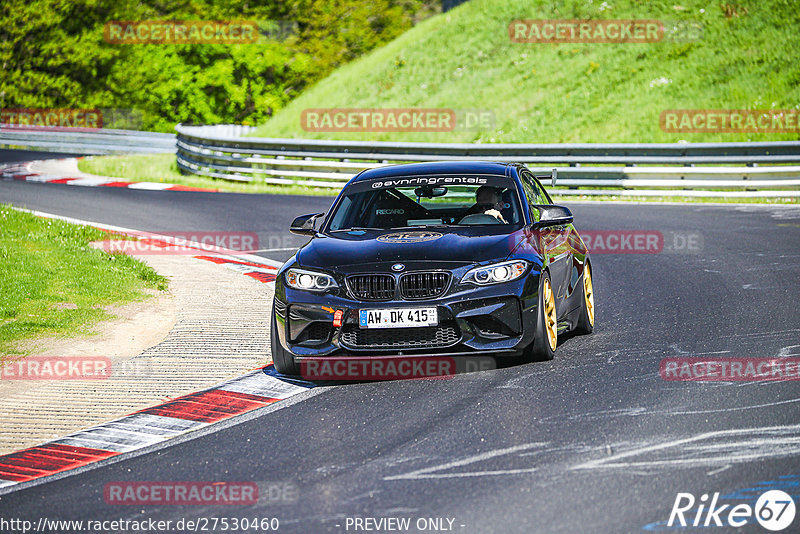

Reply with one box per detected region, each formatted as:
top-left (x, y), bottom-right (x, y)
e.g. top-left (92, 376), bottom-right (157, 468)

top-left (339, 323), bottom-right (460, 350)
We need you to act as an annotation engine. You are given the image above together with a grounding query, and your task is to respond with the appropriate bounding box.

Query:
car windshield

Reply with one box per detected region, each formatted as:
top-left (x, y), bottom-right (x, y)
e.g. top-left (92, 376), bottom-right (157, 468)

top-left (327, 175), bottom-right (522, 231)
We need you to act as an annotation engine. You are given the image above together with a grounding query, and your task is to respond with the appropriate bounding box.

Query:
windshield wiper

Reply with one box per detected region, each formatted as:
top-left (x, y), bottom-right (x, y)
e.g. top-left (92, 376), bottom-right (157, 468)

top-left (333, 224), bottom-right (466, 232)
top-left (399, 224), bottom-right (466, 228)
top-left (330, 226), bottom-right (377, 232)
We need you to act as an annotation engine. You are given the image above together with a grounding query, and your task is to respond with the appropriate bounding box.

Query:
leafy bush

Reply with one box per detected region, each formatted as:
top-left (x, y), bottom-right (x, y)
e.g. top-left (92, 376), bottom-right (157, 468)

top-left (0, 0), bottom-right (437, 131)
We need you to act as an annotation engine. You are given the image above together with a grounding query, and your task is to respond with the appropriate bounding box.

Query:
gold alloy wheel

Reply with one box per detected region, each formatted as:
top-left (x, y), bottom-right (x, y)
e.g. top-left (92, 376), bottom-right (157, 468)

top-left (543, 277), bottom-right (558, 352)
top-left (584, 263), bottom-right (595, 327)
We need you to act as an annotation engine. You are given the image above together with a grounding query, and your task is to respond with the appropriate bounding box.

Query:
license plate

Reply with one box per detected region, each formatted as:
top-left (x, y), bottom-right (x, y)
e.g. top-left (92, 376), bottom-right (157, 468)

top-left (359, 307), bottom-right (438, 329)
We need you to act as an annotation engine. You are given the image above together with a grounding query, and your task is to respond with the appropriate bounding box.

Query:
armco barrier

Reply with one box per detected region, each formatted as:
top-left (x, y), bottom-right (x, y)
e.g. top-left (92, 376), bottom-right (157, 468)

top-left (2, 123), bottom-right (798, 196)
top-left (0, 127), bottom-right (175, 155)
top-left (175, 124), bottom-right (800, 197)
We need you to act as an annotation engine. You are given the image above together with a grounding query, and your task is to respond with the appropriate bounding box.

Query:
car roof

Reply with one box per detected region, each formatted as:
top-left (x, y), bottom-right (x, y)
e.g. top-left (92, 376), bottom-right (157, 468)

top-left (352, 161), bottom-right (518, 181)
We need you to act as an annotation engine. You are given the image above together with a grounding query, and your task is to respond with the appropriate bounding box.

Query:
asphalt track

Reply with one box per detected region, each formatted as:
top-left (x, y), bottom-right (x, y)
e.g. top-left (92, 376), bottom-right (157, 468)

top-left (1, 149), bottom-right (800, 532)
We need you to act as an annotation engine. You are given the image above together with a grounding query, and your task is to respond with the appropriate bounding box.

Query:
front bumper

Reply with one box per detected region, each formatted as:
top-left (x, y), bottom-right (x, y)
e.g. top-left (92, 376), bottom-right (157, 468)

top-left (274, 278), bottom-right (538, 357)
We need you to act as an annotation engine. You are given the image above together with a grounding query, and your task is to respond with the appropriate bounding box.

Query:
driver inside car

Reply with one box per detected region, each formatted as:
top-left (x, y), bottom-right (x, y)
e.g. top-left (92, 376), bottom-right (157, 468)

top-left (462, 185), bottom-right (507, 224)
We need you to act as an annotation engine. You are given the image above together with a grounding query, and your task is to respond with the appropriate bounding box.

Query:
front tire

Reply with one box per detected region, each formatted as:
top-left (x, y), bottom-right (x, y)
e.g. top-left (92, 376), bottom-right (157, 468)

top-left (573, 261), bottom-right (595, 335)
top-left (270, 312), bottom-right (299, 375)
top-left (523, 271), bottom-right (558, 362)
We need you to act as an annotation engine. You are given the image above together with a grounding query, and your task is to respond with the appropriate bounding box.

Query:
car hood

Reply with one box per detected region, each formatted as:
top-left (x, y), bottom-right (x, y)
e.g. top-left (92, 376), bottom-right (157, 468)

top-left (296, 228), bottom-right (521, 271)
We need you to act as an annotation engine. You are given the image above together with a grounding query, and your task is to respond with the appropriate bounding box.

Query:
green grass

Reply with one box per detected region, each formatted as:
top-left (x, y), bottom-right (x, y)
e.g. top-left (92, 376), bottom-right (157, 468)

top-left (78, 154), bottom-right (339, 196)
top-left (251, 0), bottom-right (800, 144)
top-left (0, 206), bottom-right (168, 359)
top-left (551, 194), bottom-right (799, 204)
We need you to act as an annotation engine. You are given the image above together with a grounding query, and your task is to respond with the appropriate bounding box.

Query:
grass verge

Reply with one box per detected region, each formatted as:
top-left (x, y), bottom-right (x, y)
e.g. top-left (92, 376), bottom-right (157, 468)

top-left (78, 154), bottom-right (339, 196)
top-left (551, 194), bottom-right (799, 204)
top-left (0, 205), bottom-right (168, 360)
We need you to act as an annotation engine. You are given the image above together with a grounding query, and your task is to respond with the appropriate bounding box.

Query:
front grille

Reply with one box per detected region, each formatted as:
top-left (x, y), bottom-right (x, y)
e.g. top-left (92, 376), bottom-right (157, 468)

top-left (339, 322), bottom-right (460, 350)
top-left (347, 274), bottom-right (396, 301)
top-left (399, 272), bottom-right (451, 300)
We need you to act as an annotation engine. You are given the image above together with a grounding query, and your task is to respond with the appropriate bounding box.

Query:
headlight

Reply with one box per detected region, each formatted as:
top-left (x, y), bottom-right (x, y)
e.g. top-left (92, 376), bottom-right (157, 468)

top-left (285, 268), bottom-right (339, 292)
top-left (462, 260), bottom-right (528, 286)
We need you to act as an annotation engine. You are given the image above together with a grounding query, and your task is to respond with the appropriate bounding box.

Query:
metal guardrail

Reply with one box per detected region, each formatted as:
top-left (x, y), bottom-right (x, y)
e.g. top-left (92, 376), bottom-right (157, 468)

top-left (2, 123), bottom-right (797, 196)
top-left (0, 127), bottom-right (175, 155)
top-left (176, 124), bottom-right (800, 197)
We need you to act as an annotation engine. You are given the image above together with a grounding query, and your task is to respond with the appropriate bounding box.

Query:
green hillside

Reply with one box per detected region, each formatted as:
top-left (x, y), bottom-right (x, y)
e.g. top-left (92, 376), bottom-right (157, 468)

top-left (251, 0), bottom-right (800, 143)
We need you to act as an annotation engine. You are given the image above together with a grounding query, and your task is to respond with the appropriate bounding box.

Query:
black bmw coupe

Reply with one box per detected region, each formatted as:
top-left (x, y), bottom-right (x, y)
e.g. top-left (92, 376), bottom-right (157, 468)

top-left (271, 161), bottom-right (594, 375)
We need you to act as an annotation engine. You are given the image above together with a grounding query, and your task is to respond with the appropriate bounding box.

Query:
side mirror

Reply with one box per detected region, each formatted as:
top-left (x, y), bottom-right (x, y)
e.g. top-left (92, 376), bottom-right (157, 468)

top-left (290, 212), bottom-right (324, 236)
top-left (533, 205), bottom-right (573, 227)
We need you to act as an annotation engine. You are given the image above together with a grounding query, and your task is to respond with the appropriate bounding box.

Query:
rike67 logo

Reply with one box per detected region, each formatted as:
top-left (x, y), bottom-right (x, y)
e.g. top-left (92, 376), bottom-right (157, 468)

top-left (667, 490), bottom-right (796, 531)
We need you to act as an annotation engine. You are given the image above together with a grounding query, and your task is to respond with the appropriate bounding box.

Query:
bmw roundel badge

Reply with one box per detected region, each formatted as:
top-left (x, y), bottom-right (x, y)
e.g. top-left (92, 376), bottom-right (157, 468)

top-left (392, 263), bottom-right (405, 272)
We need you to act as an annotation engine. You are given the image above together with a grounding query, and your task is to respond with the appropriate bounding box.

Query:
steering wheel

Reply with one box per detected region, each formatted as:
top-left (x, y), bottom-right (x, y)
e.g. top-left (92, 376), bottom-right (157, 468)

top-left (459, 213), bottom-right (502, 225)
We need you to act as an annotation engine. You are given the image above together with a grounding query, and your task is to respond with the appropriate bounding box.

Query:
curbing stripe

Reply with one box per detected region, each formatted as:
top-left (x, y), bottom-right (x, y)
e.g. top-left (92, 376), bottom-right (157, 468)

top-left (127, 182), bottom-right (174, 190)
top-left (48, 414), bottom-right (209, 454)
top-left (218, 370), bottom-right (309, 398)
top-left (23, 174), bottom-right (61, 182)
top-left (194, 255), bottom-right (279, 271)
top-left (101, 413), bottom-right (207, 436)
top-left (139, 389), bottom-right (280, 423)
top-left (0, 444), bottom-right (119, 482)
top-left (194, 255), bottom-right (279, 284)
top-left (0, 368), bottom-right (313, 489)
top-left (1, 159), bottom-right (219, 192)
top-left (53, 429), bottom-right (172, 453)
top-left (66, 177), bottom-right (114, 186)
top-left (245, 271), bottom-right (278, 283)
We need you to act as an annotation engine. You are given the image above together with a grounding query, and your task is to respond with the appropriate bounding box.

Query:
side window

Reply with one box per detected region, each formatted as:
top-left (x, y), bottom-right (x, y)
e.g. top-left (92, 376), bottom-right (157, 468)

top-left (520, 179), bottom-right (539, 221)
top-left (520, 171), bottom-right (548, 222)
top-left (521, 171), bottom-right (549, 204)
top-left (328, 196), bottom-right (352, 231)
top-left (531, 176), bottom-right (553, 204)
